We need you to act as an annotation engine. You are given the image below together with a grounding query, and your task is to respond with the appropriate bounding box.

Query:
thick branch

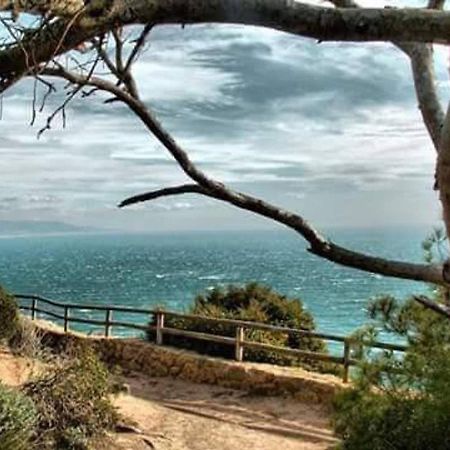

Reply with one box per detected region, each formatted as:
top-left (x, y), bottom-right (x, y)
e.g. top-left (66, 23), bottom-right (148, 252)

top-left (6, 1), bottom-right (450, 89)
top-left (401, 44), bottom-right (444, 151)
top-left (0, 0), bottom-right (84, 16)
top-left (119, 183), bottom-right (445, 285)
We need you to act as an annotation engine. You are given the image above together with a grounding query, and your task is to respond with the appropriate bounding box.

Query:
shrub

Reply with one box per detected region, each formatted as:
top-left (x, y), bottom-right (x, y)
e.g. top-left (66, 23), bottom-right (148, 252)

top-left (148, 282), bottom-right (328, 369)
top-left (0, 286), bottom-right (20, 342)
top-left (0, 383), bottom-right (37, 450)
top-left (332, 293), bottom-right (450, 450)
top-left (8, 317), bottom-right (51, 363)
top-left (23, 343), bottom-right (118, 450)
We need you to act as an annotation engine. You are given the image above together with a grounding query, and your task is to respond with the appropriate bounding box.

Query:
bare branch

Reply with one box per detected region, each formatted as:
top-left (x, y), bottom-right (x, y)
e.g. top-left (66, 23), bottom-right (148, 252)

top-left (7, 1), bottom-right (450, 91)
top-left (119, 184), bottom-right (209, 207)
top-left (123, 23), bottom-right (153, 74)
top-left (0, 0), bottom-right (84, 17)
top-left (119, 182), bottom-right (446, 285)
top-left (413, 295), bottom-right (450, 318)
top-left (405, 43), bottom-right (444, 151)
top-left (111, 27), bottom-right (124, 73)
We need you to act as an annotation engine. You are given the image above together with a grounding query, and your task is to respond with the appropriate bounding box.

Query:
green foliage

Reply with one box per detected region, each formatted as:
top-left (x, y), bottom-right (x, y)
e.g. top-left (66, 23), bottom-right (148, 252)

top-left (23, 343), bottom-right (118, 450)
top-left (0, 383), bottom-right (37, 450)
top-left (148, 282), bottom-right (328, 369)
top-left (333, 293), bottom-right (450, 450)
top-left (0, 286), bottom-right (20, 342)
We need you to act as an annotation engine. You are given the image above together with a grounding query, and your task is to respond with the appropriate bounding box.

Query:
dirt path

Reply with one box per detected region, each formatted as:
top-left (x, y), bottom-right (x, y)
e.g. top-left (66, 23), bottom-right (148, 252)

top-left (112, 372), bottom-right (338, 450)
top-left (0, 346), bottom-right (338, 450)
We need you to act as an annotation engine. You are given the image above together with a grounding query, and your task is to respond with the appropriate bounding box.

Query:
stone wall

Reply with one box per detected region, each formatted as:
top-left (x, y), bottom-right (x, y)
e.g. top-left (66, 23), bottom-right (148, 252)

top-left (36, 321), bottom-right (345, 406)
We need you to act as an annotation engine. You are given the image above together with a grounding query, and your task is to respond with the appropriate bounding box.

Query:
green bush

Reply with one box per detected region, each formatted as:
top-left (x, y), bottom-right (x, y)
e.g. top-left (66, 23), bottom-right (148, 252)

top-left (148, 282), bottom-right (328, 369)
top-left (332, 293), bottom-right (450, 450)
top-left (23, 343), bottom-right (118, 450)
top-left (0, 287), bottom-right (20, 342)
top-left (0, 383), bottom-right (37, 450)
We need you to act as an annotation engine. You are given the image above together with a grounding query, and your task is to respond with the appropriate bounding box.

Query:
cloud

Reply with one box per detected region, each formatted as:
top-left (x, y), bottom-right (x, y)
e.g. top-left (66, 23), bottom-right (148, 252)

top-left (0, 23), bottom-right (445, 230)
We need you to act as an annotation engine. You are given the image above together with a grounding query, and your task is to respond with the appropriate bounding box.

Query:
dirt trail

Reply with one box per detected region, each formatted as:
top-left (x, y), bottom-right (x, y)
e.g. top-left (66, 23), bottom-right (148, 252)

top-left (112, 372), bottom-right (338, 450)
top-left (0, 346), bottom-right (338, 450)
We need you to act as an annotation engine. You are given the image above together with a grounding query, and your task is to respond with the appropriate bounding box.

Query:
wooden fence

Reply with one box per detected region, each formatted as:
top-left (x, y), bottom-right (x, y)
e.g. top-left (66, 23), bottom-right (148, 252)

top-left (15, 293), bottom-right (407, 383)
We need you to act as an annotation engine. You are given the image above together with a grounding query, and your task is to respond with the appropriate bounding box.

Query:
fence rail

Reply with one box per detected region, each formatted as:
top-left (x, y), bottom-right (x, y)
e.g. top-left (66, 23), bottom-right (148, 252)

top-left (15, 293), bottom-right (407, 383)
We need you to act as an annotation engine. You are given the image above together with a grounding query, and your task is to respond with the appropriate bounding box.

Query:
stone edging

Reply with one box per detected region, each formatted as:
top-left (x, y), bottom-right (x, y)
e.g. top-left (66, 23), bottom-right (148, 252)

top-left (36, 321), bottom-right (346, 406)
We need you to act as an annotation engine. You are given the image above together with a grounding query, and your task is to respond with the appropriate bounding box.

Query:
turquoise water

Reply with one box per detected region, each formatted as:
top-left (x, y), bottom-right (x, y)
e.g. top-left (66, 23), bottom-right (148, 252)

top-left (0, 226), bottom-right (431, 341)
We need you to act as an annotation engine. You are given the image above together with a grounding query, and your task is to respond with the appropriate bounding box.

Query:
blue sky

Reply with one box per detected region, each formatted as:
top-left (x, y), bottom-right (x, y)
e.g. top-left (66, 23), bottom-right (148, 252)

top-left (0, 10), bottom-right (448, 232)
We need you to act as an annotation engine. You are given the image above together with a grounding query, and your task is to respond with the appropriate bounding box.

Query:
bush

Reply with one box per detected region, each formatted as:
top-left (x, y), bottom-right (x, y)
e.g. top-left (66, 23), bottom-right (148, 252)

top-left (0, 286), bottom-right (20, 342)
top-left (23, 343), bottom-right (118, 450)
top-left (8, 317), bottom-right (48, 361)
top-left (0, 383), bottom-right (37, 450)
top-left (332, 293), bottom-right (450, 450)
top-left (148, 282), bottom-right (328, 369)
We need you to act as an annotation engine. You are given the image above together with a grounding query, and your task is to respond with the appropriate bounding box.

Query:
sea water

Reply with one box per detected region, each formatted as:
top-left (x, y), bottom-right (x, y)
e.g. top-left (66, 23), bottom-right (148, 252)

top-left (0, 227), bottom-right (431, 341)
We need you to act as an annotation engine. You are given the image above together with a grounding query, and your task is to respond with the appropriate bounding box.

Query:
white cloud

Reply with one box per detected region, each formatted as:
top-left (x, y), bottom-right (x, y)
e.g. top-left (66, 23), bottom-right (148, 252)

top-left (0, 23), bottom-right (444, 230)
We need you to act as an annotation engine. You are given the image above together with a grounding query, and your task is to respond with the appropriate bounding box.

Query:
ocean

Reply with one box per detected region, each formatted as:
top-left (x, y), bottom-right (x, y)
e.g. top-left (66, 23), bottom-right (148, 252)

top-left (0, 226), bottom-right (433, 342)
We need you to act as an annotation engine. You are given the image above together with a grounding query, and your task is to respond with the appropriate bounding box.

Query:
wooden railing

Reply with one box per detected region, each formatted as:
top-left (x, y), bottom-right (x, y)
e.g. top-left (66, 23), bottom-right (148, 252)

top-left (15, 293), bottom-right (407, 383)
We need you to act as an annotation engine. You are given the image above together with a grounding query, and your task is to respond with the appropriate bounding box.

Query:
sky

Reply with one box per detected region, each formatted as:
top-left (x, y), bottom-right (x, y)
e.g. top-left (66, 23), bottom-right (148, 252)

top-left (0, 1), bottom-right (448, 233)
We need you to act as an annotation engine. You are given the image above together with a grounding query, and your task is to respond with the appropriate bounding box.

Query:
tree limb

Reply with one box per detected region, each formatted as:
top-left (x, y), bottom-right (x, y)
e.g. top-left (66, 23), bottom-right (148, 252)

top-left (402, 43), bottom-right (444, 151)
top-left (118, 182), bottom-right (445, 285)
top-left (6, 0), bottom-right (450, 90)
top-left (413, 295), bottom-right (450, 318)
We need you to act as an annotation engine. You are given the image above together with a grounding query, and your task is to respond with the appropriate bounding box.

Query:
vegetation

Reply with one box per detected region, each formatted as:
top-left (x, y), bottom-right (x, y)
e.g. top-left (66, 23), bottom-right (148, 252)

top-left (332, 291), bottom-right (450, 450)
top-left (23, 343), bottom-right (118, 450)
top-left (148, 282), bottom-right (328, 369)
top-left (0, 287), bottom-right (20, 342)
top-left (0, 284), bottom-right (118, 450)
top-left (0, 383), bottom-right (37, 450)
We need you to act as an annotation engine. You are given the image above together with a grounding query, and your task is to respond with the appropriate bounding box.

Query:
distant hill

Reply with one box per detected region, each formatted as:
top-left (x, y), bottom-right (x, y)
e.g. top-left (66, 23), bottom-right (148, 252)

top-left (0, 220), bottom-right (100, 237)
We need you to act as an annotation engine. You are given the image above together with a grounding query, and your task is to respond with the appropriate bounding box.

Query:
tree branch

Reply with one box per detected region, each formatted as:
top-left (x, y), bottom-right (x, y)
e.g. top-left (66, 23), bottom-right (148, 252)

top-left (402, 43), bottom-right (444, 151)
top-left (413, 295), bottom-right (450, 318)
top-left (119, 184), bottom-right (209, 207)
top-left (119, 181), bottom-right (445, 285)
top-left (6, 0), bottom-right (450, 90)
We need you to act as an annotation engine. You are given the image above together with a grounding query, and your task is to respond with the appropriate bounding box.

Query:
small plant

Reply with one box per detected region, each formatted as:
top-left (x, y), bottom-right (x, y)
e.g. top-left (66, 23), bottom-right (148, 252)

top-left (148, 282), bottom-right (328, 369)
top-left (0, 286), bottom-right (20, 342)
top-left (8, 317), bottom-right (50, 363)
top-left (23, 343), bottom-right (118, 450)
top-left (0, 383), bottom-right (37, 450)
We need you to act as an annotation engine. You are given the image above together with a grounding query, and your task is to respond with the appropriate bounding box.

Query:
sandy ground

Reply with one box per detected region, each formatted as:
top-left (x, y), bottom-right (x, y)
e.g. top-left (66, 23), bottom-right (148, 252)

top-left (0, 346), bottom-right (338, 450)
top-left (0, 346), bottom-right (39, 385)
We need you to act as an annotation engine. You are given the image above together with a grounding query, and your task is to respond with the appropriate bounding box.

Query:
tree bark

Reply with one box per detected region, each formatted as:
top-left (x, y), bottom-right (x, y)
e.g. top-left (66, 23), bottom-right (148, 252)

top-left (5, 1), bottom-right (450, 89)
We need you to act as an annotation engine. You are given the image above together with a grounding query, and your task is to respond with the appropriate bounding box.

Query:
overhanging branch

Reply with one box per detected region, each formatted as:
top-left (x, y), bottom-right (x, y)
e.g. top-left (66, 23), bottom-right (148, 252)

top-left (413, 295), bottom-right (450, 318)
top-left (6, 0), bottom-right (450, 90)
top-left (119, 183), bottom-right (446, 286)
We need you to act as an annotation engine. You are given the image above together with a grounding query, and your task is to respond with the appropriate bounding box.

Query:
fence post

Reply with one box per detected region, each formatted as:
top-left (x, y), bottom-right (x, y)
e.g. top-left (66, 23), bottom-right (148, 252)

top-left (235, 326), bottom-right (244, 362)
top-left (156, 310), bottom-right (165, 345)
top-left (63, 306), bottom-right (70, 333)
top-left (343, 339), bottom-right (351, 383)
top-left (105, 309), bottom-right (112, 338)
top-left (31, 298), bottom-right (37, 320)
